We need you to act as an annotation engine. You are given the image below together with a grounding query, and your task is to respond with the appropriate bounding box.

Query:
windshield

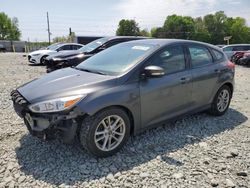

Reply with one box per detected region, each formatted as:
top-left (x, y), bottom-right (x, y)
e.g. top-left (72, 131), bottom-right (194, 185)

top-left (76, 42), bottom-right (155, 76)
top-left (78, 37), bottom-right (109, 53)
top-left (47, 43), bottom-right (62, 50)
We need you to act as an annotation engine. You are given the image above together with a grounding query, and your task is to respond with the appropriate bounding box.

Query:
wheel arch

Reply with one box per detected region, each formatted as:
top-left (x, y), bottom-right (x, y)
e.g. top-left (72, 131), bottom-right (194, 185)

top-left (40, 55), bottom-right (49, 64)
top-left (92, 105), bottom-right (135, 135)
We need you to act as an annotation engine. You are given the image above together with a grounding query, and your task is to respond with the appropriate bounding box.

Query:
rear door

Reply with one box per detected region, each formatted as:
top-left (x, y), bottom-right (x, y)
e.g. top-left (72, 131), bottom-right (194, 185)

top-left (187, 44), bottom-right (220, 107)
top-left (140, 44), bottom-right (193, 127)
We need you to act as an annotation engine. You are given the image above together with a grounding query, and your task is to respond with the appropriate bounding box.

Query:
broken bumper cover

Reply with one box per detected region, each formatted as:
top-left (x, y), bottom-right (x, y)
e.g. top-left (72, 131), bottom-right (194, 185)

top-left (10, 90), bottom-right (82, 142)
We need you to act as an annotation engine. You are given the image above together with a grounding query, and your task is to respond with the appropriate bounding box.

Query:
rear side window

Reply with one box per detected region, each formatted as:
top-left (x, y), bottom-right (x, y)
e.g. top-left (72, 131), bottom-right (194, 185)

top-left (233, 46), bottom-right (245, 51)
top-left (212, 49), bottom-right (224, 61)
top-left (150, 45), bottom-right (186, 74)
top-left (58, 45), bottom-right (71, 51)
top-left (72, 45), bottom-right (82, 50)
top-left (223, 46), bottom-right (233, 52)
top-left (188, 45), bottom-right (213, 68)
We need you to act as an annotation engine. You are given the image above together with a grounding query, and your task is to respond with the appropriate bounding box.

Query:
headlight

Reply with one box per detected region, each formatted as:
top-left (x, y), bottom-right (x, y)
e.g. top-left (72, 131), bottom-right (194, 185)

top-left (29, 95), bottom-right (86, 113)
top-left (65, 54), bottom-right (85, 60)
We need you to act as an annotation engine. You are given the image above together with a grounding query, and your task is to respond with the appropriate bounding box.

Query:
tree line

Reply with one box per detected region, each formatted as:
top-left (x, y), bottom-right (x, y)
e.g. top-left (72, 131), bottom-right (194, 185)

top-left (116, 11), bottom-right (250, 45)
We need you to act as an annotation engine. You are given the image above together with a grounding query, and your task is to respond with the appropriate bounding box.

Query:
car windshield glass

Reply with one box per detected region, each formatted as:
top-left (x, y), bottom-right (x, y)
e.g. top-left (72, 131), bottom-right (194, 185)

top-left (78, 38), bottom-right (109, 53)
top-left (76, 43), bottom-right (155, 76)
top-left (47, 43), bottom-right (63, 50)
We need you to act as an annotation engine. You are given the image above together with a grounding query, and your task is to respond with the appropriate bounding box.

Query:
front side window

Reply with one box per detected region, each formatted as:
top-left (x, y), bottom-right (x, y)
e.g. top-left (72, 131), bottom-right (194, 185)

top-left (189, 45), bottom-right (213, 68)
top-left (149, 45), bottom-right (186, 74)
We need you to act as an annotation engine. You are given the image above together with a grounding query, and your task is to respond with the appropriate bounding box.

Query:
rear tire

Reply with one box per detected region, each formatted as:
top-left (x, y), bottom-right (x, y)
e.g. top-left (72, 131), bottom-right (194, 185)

top-left (79, 108), bottom-right (130, 157)
top-left (209, 85), bottom-right (232, 116)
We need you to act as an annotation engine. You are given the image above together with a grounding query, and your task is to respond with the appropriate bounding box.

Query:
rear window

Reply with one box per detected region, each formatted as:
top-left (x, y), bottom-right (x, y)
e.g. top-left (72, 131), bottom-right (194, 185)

top-left (212, 49), bottom-right (224, 61)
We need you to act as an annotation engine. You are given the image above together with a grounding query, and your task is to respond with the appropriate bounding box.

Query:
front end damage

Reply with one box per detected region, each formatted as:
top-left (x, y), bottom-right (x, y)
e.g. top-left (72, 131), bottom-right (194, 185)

top-left (10, 90), bottom-right (82, 143)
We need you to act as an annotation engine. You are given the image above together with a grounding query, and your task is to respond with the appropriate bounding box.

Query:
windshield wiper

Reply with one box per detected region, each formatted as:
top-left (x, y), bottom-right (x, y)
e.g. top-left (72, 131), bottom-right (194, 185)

top-left (74, 67), bottom-right (107, 75)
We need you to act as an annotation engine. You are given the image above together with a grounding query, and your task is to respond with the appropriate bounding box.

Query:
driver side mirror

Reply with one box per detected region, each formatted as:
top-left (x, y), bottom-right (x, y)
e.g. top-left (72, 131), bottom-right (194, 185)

top-left (143, 65), bottom-right (165, 78)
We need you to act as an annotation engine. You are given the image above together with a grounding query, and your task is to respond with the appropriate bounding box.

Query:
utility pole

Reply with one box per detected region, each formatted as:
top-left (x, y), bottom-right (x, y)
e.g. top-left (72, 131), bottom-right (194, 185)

top-left (47, 12), bottom-right (51, 44)
top-left (69, 27), bottom-right (72, 42)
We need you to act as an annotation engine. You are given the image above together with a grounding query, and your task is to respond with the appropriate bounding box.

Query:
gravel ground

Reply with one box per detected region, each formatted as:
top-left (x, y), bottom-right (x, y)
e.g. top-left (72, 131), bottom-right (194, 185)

top-left (0, 53), bottom-right (249, 188)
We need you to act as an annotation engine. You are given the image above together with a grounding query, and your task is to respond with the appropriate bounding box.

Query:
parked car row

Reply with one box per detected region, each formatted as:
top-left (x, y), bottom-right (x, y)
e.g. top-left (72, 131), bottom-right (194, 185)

top-left (44, 36), bottom-right (147, 72)
top-left (12, 38), bottom-right (235, 157)
top-left (28, 43), bottom-right (84, 64)
top-left (231, 51), bottom-right (250, 66)
top-left (222, 44), bottom-right (250, 59)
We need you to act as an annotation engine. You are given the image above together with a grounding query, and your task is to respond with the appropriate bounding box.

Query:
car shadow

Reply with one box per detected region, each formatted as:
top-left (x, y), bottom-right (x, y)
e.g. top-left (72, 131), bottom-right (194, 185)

top-left (15, 108), bottom-right (247, 186)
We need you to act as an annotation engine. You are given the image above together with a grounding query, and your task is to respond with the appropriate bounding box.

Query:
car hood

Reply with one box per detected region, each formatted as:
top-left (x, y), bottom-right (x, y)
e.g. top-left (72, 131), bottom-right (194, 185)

top-left (29, 49), bottom-right (54, 55)
top-left (17, 67), bottom-right (117, 103)
top-left (47, 50), bottom-right (83, 59)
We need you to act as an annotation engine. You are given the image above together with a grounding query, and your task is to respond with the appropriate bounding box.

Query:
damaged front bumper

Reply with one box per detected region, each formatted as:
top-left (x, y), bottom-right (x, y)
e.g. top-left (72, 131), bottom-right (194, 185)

top-left (10, 90), bottom-right (82, 143)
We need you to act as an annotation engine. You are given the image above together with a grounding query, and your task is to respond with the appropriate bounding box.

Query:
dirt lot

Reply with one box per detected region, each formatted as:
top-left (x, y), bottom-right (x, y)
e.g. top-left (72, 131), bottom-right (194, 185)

top-left (0, 53), bottom-right (249, 188)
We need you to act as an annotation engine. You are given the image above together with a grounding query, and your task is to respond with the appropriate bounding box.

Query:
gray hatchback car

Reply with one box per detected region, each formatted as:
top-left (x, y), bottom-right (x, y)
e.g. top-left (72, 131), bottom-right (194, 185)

top-left (11, 39), bottom-right (235, 157)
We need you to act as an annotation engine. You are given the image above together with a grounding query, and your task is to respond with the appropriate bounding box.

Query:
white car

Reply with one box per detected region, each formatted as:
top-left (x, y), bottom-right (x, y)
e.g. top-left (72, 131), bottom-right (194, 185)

top-left (28, 43), bottom-right (84, 64)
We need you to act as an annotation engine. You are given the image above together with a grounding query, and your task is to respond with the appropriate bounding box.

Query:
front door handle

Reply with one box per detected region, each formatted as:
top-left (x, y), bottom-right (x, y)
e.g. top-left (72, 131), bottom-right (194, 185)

top-left (180, 77), bottom-right (191, 84)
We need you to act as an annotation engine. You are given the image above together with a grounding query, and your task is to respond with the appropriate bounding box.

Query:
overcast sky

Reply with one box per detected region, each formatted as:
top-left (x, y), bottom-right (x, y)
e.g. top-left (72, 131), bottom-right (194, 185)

top-left (1, 0), bottom-right (250, 41)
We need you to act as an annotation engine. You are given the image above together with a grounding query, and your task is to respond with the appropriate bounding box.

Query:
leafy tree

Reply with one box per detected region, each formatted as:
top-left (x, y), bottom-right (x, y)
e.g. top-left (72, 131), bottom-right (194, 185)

top-left (53, 32), bottom-right (76, 43)
top-left (191, 17), bottom-right (211, 43)
top-left (203, 11), bottom-right (227, 44)
top-left (150, 27), bottom-right (164, 38)
top-left (225, 17), bottom-right (250, 44)
top-left (0, 12), bottom-right (21, 40)
top-left (162, 15), bottom-right (195, 39)
top-left (116, 19), bottom-right (140, 36)
top-left (139, 29), bottom-right (150, 37)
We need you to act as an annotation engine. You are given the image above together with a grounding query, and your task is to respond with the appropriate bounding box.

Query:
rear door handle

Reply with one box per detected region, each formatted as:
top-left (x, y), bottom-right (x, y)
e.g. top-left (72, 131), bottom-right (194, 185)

top-left (180, 77), bottom-right (191, 84)
top-left (214, 69), bottom-right (221, 73)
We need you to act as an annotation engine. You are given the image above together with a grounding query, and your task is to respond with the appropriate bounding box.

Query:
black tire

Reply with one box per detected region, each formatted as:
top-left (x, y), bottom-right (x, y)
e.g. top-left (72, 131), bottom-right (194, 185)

top-left (79, 107), bottom-right (130, 157)
top-left (209, 85), bottom-right (232, 116)
top-left (40, 55), bottom-right (48, 65)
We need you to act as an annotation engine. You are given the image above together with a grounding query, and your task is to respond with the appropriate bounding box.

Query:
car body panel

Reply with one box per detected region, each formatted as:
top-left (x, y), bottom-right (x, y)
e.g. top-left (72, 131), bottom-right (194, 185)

top-left (17, 68), bottom-right (116, 104)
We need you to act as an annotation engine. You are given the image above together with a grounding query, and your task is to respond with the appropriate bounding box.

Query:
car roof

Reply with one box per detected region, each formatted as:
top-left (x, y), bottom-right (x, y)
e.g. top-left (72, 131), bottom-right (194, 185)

top-left (60, 43), bottom-right (84, 46)
top-left (105, 36), bottom-right (149, 41)
top-left (223, 44), bottom-right (250, 48)
top-left (123, 38), bottom-right (220, 50)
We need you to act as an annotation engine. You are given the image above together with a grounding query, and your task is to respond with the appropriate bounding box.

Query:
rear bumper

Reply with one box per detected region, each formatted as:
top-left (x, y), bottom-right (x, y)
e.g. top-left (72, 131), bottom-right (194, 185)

top-left (10, 90), bottom-right (81, 143)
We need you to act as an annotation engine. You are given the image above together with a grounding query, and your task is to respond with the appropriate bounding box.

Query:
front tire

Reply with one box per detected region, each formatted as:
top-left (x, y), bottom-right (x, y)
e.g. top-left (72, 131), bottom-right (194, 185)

top-left (40, 55), bottom-right (48, 65)
top-left (79, 108), bottom-right (130, 157)
top-left (209, 85), bottom-right (232, 116)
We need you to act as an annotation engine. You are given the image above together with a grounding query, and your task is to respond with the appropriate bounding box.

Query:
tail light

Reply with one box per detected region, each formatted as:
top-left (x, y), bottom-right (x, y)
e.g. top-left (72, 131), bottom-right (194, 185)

top-left (227, 61), bottom-right (235, 69)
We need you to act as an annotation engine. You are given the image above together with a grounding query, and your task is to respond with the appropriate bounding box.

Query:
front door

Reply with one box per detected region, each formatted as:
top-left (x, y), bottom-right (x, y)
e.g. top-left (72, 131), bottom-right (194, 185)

top-left (140, 45), bottom-right (193, 128)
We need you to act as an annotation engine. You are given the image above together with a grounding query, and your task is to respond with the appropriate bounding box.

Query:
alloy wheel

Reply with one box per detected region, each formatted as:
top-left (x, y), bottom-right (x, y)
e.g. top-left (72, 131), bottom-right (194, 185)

top-left (94, 115), bottom-right (126, 151)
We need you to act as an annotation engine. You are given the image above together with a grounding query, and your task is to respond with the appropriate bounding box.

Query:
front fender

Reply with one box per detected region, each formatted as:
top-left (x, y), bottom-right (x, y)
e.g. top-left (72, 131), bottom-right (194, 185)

top-left (76, 83), bottom-right (141, 134)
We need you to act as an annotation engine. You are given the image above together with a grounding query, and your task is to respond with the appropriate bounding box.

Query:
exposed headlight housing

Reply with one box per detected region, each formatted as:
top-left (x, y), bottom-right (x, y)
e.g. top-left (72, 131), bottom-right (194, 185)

top-left (29, 95), bottom-right (86, 113)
